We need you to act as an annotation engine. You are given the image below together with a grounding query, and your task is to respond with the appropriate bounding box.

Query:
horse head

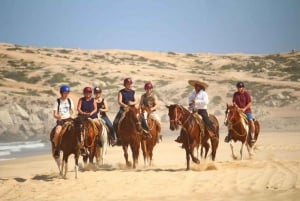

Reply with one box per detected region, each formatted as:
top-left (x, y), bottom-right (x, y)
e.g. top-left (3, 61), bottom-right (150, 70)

top-left (126, 106), bottom-right (143, 133)
top-left (224, 104), bottom-right (240, 126)
top-left (166, 104), bottom-right (186, 131)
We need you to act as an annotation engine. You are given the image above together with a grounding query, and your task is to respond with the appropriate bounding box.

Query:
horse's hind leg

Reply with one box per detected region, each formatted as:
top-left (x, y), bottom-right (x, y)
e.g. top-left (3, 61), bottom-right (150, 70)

top-left (211, 137), bottom-right (219, 161)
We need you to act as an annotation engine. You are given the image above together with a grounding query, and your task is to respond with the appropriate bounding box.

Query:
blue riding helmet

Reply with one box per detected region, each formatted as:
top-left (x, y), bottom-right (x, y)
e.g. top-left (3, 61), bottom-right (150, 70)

top-left (60, 85), bottom-right (70, 93)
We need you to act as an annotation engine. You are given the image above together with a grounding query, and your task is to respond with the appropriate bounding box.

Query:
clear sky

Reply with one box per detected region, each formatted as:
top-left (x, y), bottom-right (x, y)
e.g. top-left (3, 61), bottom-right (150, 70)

top-left (0, 0), bottom-right (300, 54)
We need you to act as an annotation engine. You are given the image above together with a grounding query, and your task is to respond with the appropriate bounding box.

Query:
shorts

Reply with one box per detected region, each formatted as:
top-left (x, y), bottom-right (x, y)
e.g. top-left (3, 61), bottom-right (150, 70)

top-left (246, 113), bottom-right (254, 120)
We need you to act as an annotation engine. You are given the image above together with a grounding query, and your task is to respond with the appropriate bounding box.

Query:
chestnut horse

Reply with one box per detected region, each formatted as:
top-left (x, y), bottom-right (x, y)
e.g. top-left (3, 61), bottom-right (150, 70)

top-left (224, 104), bottom-right (260, 160)
top-left (166, 104), bottom-right (219, 170)
top-left (79, 116), bottom-right (107, 167)
top-left (118, 106), bottom-right (143, 168)
top-left (140, 107), bottom-right (161, 167)
top-left (50, 118), bottom-right (81, 178)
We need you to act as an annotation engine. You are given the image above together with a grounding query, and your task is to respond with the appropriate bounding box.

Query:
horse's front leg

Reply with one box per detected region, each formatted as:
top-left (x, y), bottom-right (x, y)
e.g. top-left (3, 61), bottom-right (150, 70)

top-left (190, 141), bottom-right (200, 164)
top-left (240, 142), bottom-right (245, 160)
top-left (74, 154), bottom-right (79, 179)
top-left (122, 144), bottom-right (130, 167)
top-left (230, 141), bottom-right (238, 160)
top-left (246, 142), bottom-right (254, 159)
top-left (131, 142), bottom-right (140, 169)
top-left (141, 140), bottom-right (148, 167)
top-left (184, 142), bottom-right (190, 170)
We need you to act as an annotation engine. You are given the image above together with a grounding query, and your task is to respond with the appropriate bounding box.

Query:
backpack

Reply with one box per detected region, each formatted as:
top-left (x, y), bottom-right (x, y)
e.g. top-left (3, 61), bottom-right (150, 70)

top-left (57, 98), bottom-right (71, 113)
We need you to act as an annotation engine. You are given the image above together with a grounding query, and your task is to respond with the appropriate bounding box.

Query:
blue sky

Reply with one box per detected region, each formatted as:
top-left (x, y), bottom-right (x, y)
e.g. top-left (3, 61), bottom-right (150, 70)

top-left (0, 0), bottom-right (299, 54)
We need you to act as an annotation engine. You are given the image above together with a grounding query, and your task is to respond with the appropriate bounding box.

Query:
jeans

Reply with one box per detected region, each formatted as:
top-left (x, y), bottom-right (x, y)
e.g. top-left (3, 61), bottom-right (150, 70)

top-left (102, 115), bottom-right (116, 139)
top-left (197, 109), bottom-right (216, 134)
top-left (113, 108), bottom-right (125, 135)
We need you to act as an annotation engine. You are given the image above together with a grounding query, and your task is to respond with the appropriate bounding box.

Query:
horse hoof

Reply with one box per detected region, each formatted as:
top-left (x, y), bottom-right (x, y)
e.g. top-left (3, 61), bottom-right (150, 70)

top-left (192, 158), bottom-right (200, 164)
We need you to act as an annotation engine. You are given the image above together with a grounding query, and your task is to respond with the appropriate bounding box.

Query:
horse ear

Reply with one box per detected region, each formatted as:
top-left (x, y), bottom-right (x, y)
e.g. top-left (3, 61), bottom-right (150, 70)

top-left (165, 105), bottom-right (170, 109)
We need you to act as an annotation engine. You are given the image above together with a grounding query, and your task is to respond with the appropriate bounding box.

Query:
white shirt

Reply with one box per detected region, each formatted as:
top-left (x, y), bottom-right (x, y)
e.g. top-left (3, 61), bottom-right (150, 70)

top-left (53, 98), bottom-right (75, 119)
top-left (188, 89), bottom-right (209, 110)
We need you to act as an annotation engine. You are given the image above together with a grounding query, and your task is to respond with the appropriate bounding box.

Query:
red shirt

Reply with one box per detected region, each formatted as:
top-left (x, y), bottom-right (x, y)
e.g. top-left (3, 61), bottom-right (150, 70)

top-left (232, 90), bottom-right (252, 113)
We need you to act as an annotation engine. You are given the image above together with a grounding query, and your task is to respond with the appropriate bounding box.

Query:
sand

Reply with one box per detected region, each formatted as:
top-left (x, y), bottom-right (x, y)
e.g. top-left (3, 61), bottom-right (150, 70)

top-left (0, 130), bottom-right (300, 201)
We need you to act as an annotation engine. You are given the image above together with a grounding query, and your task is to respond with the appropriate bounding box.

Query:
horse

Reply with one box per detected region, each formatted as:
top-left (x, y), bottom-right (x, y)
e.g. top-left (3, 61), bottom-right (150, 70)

top-left (50, 118), bottom-right (81, 179)
top-left (79, 115), bottom-right (107, 167)
top-left (224, 104), bottom-right (260, 160)
top-left (117, 106), bottom-right (143, 168)
top-left (140, 106), bottom-right (161, 167)
top-left (166, 104), bottom-right (219, 170)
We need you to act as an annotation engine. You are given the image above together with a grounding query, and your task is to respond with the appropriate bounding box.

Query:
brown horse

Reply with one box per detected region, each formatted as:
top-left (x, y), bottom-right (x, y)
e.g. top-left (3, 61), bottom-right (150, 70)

top-left (50, 118), bottom-right (81, 178)
top-left (140, 107), bottom-right (161, 167)
top-left (118, 106), bottom-right (143, 168)
top-left (224, 104), bottom-right (260, 160)
top-left (166, 104), bottom-right (219, 170)
top-left (78, 115), bottom-right (102, 167)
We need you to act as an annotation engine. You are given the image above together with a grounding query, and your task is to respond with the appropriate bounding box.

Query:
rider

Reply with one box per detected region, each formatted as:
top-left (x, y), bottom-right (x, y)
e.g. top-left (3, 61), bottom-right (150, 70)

top-left (113, 78), bottom-right (139, 142)
top-left (175, 80), bottom-right (216, 143)
top-left (139, 81), bottom-right (162, 142)
top-left (52, 85), bottom-right (75, 158)
top-left (94, 86), bottom-right (117, 146)
top-left (224, 81), bottom-right (255, 143)
top-left (77, 87), bottom-right (100, 152)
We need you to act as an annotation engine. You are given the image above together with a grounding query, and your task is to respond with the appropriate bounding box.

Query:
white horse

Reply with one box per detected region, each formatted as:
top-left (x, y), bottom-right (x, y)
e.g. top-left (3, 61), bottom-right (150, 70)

top-left (95, 119), bottom-right (108, 166)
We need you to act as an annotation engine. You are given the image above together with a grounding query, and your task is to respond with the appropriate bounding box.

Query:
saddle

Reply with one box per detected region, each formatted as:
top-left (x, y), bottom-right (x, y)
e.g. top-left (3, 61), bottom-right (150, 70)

top-left (192, 112), bottom-right (216, 138)
top-left (192, 112), bottom-right (205, 137)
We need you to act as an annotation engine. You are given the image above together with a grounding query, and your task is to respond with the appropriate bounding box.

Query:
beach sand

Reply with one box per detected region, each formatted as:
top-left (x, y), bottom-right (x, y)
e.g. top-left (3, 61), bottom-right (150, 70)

top-left (0, 131), bottom-right (300, 201)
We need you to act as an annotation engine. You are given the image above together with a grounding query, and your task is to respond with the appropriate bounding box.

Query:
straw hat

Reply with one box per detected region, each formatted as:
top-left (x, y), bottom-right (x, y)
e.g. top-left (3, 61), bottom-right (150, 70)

top-left (188, 80), bottom-right (209, 89)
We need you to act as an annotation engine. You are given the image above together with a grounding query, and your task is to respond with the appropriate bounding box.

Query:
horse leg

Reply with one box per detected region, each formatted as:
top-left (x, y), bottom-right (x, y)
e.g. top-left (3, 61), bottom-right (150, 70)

top-left (202, 141), bottom-right (210, 159)
top-left (141, 140), bottom-right (147, 167)
top-left (74, 154), bottom-right (79, 179)
top-left (240, 143), bottom-right (245, 160)
top-left (190, 141), bottom-right (200, 164)
top-left (184, 143), bottom-right (190, 170)
top-left (246, 142), bottom-right (254, 159)
top-left (230, 141), bottom-right (238, 160)
top-left (122, 145), bottom-right (131, 167)
top-left (210, 137), bottom-right (219, 161)
top-left (131, 143), bottom-right (140, 169)
top-left (62, 154), bottom-right (68, 179)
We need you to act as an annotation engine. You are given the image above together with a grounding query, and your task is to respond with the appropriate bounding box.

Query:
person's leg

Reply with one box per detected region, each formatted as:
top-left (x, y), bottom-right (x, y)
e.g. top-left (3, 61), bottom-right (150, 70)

top-left (113, 109), bottom-right (123, 134)
top-left (102, 115), bottom-right (117, 142)
top-left (53, 122), bottom-right (63, 157)
top-left (198, 109), bottom-right (216, 135)
top-left (246, 113), bottom-right (255, 142)
top-left (141, 111), bottom-right (150, 133)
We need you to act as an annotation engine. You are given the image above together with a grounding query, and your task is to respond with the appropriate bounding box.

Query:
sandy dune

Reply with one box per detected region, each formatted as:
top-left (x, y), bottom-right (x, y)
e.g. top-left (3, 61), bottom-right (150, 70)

top-left (0, 129), bottom-right (299, 201)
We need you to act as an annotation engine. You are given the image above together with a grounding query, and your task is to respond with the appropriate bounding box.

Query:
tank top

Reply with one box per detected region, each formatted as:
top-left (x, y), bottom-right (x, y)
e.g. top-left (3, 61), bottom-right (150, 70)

top-left (80, 97), bottom-right (98, 119)
top-left (96, 98), bottom-right (107, 117)
top-left (142, 94), bottom-right (155, 107)
top-left (120, 89), bottom-right (135, 106)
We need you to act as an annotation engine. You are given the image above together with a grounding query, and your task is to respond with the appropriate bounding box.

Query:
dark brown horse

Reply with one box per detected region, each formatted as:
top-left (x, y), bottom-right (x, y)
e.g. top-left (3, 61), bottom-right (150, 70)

top-left (50, 118), bottom-right (81, 178)
top-left (118, 106), bottom-right (143, 168)
top-left (140, 106), bottom-right (161, 167)
top-left (224, 104), bottom-right (260, 159)
top-left (166, 104), bottom-right (219, 170)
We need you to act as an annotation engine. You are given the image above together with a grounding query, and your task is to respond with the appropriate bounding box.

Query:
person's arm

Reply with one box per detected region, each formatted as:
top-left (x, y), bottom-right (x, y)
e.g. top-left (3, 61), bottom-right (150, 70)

top-left (53, 101), bottom-right (61, 120)
top-left (89, 99), bottom-right (98, 116)
top-left (100, 99), bottom-right (109, 112)
top-left (118, 91), bottom-right (128, 108)
top-left (151, 94), bottom-right (158, 111)
top-left (128, 92), bottom-right (139, 106)
top-left (77, 98), bottom-right (86, 115)
top-left (139, 94), bottom-right (145, 109)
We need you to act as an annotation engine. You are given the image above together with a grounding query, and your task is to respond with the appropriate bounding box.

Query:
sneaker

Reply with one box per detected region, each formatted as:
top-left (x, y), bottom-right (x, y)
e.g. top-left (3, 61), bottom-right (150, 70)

top-left (111, 139), bottom-right (117, 147)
